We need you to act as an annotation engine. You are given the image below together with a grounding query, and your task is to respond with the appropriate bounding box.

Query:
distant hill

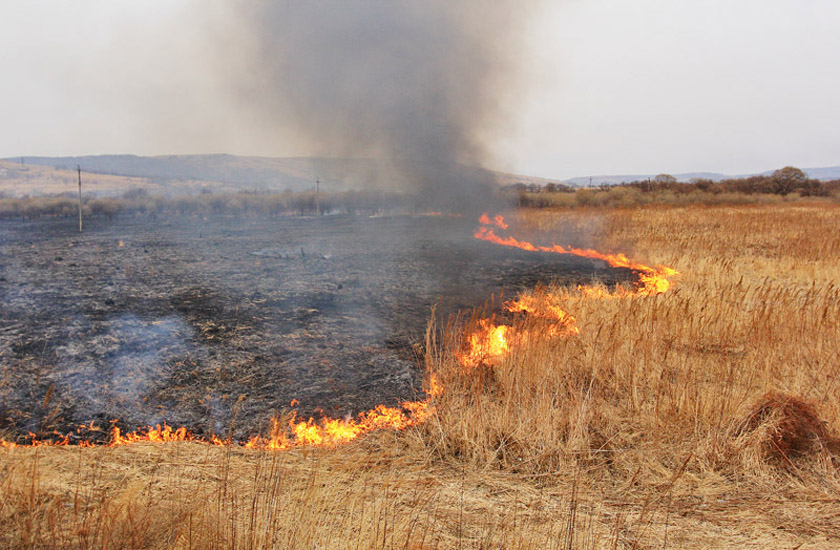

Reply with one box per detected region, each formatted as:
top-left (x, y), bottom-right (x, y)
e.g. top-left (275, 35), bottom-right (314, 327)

top-left (12, 155), bottom-right (366, 194)
top-left (562, 167), bottom-right (840, 187)
top-left (3, 155), bottom-right (838, 197)
top-left (3, 154), bottom-right (566, 197)
top-left (756, 166), bottom-right (840, 181)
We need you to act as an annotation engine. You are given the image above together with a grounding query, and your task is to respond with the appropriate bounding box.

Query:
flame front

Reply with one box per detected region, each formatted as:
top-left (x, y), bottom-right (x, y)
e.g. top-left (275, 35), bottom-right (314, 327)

top-left (243, 400), bottom-right (434, 451)
top-left (474, 214), bottom-right (677, 296)
top-left (0, 214), bottom-right (677, 451)
top-left (111, 424), bottom-right (193, 446)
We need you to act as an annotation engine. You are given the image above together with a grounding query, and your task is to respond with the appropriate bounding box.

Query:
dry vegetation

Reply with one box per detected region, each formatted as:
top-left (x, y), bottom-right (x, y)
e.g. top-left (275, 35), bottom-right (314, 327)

top-left (516, 185), bottom-right (809, 208)
top-left (3, 203), bottom-right (840, 548)
top-left (514, 166), bottom-right (840, 209)
top-left (0, 161), bottom-right (171, 198)
top-left (4, 165), bottom-right (839, 219)
top-left (0, 188), bottom-right (407, 219)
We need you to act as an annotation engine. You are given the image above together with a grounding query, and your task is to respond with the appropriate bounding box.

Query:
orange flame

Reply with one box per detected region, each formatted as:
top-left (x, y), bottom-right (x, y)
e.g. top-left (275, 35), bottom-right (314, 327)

top-left (506, 294), bottom-right (581, 337)
top-left (455, 291), bottom-right (583, 369)
top-left (458, 318), bottom-right (511, 368)
top-left (506, 294), bottom-right (578, 329)
top-left (243, 393), bottom-right (436, 450)
top-left (110, 424), bottom-right (194, 446)
top-left (478, 213), bottom-right (509, 229)
top-left (474, 214), bottom-right (677, 296)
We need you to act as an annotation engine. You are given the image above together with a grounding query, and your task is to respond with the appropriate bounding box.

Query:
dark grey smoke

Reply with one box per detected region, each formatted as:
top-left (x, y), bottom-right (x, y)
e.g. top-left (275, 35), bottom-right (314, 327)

top-left (234, 1), bottom-right (538, 212)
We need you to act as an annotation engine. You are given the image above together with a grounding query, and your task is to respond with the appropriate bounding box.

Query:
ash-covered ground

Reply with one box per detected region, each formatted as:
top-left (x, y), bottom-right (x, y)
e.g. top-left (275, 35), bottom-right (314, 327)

top-left (0, 214), bottom-right (635, 441)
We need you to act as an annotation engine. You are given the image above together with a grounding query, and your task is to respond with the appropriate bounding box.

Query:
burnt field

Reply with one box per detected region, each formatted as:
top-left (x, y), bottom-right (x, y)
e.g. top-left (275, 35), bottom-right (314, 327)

top-left (0, 213), bottom-right (635, 441)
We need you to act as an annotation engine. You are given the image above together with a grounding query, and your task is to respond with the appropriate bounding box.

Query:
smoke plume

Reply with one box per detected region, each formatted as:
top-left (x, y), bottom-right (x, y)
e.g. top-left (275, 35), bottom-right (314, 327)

top-left (231, 1), bottom-right (539, 211)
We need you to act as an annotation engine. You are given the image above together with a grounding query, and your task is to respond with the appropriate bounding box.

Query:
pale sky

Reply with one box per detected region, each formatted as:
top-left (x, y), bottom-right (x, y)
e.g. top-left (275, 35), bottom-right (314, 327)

top-left (1, 1), bottom-right (838, 180)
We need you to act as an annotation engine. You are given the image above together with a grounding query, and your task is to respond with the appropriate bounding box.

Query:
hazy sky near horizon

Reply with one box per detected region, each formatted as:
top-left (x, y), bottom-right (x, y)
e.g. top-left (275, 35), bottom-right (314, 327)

top-left (1, 1), bottom-right (838, 180)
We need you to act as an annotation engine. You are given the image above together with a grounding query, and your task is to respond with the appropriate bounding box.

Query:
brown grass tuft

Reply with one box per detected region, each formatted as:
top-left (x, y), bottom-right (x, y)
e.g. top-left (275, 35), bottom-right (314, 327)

top-left (736, 392), bottom-right (840, 466)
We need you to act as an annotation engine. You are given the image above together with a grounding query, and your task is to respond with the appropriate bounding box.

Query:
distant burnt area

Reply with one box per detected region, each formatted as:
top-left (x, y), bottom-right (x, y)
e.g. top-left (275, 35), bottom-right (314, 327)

top-left (0, 214), bottom-right (635, 441)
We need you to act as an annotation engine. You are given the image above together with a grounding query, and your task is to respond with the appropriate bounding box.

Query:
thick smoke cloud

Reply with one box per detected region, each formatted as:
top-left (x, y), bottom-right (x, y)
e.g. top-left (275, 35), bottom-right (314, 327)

top-left (234, 1), bottom-right (537, 212)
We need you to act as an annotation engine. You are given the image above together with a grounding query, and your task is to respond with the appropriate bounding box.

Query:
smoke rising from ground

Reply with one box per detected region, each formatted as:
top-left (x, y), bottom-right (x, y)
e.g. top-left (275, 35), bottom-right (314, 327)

top-left (233, 1), bottom-right (540, 211)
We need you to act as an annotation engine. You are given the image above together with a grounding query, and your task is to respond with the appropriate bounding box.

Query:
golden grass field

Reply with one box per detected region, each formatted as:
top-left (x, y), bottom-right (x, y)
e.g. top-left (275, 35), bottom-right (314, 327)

top-left (2, 203), bottom-right (839, 549)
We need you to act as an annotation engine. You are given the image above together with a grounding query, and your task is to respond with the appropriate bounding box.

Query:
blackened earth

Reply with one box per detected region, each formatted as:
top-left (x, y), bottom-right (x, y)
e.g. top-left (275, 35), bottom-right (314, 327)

top-left (0, 214), bottom-right (635, 442)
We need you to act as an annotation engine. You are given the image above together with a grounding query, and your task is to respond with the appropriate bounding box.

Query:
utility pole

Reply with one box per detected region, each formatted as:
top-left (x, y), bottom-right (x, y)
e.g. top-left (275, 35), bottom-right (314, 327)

top-left (315, 178), bottom-right (320, 216)
top-left (77, 165), bottom-right (83, 232)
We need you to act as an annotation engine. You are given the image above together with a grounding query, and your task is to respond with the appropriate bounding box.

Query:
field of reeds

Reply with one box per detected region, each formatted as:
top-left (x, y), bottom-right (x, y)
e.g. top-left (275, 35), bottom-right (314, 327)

top-left (2, 203), bottom-right (839, 548)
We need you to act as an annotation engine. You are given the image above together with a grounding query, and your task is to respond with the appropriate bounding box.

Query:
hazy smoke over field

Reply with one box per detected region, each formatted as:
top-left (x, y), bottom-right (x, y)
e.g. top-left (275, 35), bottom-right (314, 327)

top-left (234, 1), bottom-right (538, 211)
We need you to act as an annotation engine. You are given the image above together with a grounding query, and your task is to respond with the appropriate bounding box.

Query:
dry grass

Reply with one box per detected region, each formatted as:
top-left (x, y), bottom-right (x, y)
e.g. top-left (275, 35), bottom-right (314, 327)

top-left (3, 203), bottom-right (840, 548)
top-left (515, 187), bottom-right (832, 209)
top-left (0, 160), bottom-right (175, 198)
top-left (1, 435), bottom-right (612, 549)
top-left (0, 189), bottom-right (407, 219)
top-left (417, 203), bottom-right (840, 545)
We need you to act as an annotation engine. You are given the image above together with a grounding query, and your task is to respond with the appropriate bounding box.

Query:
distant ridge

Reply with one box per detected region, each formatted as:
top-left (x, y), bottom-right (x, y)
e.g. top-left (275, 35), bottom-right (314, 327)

top-left (6, 154), bottom-right (566, 194)
top-left (5, 155), bottom-right (839, 194)
top-left (758, 166), bottom-right (840, 181)
top-left (11, 154), bottom-right (368, 193)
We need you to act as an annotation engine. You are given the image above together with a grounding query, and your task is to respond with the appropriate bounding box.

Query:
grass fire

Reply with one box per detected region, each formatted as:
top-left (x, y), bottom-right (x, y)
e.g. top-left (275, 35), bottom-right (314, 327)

top-left (3, 200), bottom-right (839, 548)
top-left (3, 1), bottom-right (840, 546)
top-left (0, 213), bottom-right (675, 451)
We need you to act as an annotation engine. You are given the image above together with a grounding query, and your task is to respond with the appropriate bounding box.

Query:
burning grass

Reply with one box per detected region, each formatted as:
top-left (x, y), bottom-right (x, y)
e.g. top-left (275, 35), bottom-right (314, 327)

top-left (3, 203), bottom-right (840, 547)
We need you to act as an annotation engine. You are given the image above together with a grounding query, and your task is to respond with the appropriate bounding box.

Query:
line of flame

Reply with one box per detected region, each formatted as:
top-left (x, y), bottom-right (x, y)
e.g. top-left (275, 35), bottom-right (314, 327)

top-left (474, 213), bottom-right (677, 296)
top-left (0, 381), bottom-right (443, 450)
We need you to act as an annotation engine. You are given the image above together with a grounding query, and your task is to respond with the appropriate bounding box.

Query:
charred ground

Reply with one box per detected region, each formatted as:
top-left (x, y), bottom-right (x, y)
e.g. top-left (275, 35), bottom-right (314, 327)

top-left (0, 214), bottom-right (635, 441)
